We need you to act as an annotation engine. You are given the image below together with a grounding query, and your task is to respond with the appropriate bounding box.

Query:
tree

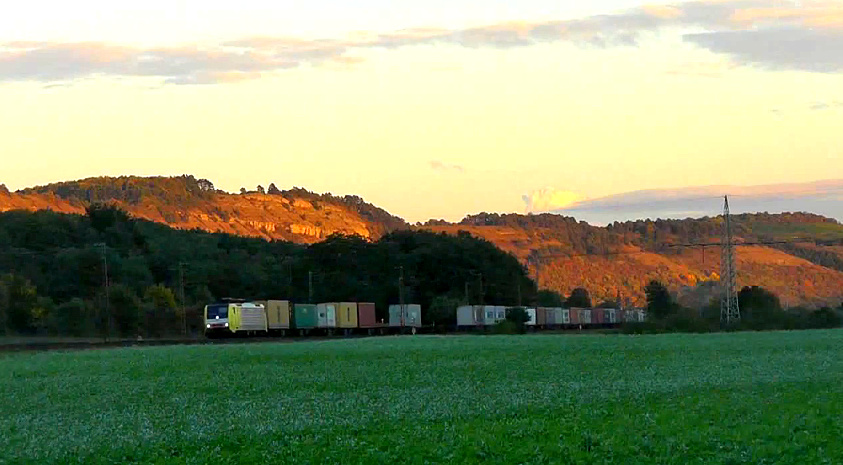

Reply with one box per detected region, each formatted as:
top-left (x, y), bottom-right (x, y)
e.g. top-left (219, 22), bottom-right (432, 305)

top-left (267, 183), bottom-right (281, 195)
top-left (107, 284), bottom-right (142, 337)
top-left (738, 286), bottom-right (785, 329)
top-left (240, 187), bottom-right (247, 195)
top-left (566, 288), bottom-right (592, 308)
top-left (505, 307), bottom-right (530, 326)
top-left (537, 289), bottom-right (564, 307)
top-left (144, 285), bottom-right (178, 337)
top-left (196, 179), bottom-right (215, 191)
top-left (0, 184), bottom-right (9, 195)
top-left (86, 203), bottom-right (132, 233)
top-left (597, 299), bottom-right (619, 308)
top-left (645, 280), bottom-right (677, 319)
top-left (256, 185), bottom-right (265, 194)
top-left (808, 307), bottom-right (842, 329)
top-left (53, 298), bottom-right (90, 336)
top-left (428, 295), bottom-right (460, 328)
top-left (0, 274), bottom-right (40, 333)
top-left (0, 279), bottom-right (7, 334)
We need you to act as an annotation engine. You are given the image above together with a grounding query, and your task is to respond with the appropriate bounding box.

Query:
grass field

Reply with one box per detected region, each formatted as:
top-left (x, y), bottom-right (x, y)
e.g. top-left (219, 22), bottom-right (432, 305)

top-left (2, 331), bottom-right (842, 464)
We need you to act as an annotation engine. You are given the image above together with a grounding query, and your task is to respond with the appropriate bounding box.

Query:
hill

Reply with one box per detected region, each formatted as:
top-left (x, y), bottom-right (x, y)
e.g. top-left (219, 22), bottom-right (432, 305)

top-left (428, 212), bottom-right (843, 308)
top-left (5, 175), bottom-right (407, 243)
top-left (3, 175), bottom-right (843, 308)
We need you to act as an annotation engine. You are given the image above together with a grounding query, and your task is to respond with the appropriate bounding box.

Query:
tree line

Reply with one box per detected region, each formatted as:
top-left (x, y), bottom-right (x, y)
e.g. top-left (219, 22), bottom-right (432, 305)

top-left (0, 206), bottom-right (535, 338)
top-left (636, 280), bottom-right (843, 333)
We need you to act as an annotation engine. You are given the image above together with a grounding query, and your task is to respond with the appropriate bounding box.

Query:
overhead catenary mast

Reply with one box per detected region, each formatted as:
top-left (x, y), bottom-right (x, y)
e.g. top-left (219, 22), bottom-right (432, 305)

top-left (720, 195), bottom-right (741, 325)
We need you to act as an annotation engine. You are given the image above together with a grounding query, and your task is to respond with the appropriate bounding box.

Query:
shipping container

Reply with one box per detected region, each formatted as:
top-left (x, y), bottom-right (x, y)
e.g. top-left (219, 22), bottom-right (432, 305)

top-left (581, 308), bottom-right (593, 325)
top-left (569, 307), bottom-right (582, 325)
top-left (229, 302), bottom-right (267, 333)
top-left (605, 308), bottom-right (618, 324)
top-left (293, 303), bottom-right (318, 329)
top-left (544, 307), bottom-right (556, 326)
top-left (481, 306), bottom-right (501, 325)
top-left (544, 307), bottom-right (564, 326)
top-left (535, 307), bottom-right (547, 326)
top-left (338, 302), bottom-right (358, 328)
top-left (388, 304), bottom-right (422, 327)
top-left (357, 302), bottom-right (379, 328)
top-left (457, 306), bottom-right (476, 327)
top-left (257, 300), bottom-right (290, 329)
top-left (525, 308), bottom-right (537, 326)
top-left (473, 305), bottom-right (485, 326)
top-left (562, 308), bottom-right (571, 325)
top-left (592, 308), bottom-right (605, 325)
top-left (317, 303), bottom-right (338, 328)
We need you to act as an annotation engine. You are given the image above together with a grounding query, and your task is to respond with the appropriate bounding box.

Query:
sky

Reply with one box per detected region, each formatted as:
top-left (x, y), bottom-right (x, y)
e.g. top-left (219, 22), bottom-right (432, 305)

top-left (1, 0), bottom-right (842, 223)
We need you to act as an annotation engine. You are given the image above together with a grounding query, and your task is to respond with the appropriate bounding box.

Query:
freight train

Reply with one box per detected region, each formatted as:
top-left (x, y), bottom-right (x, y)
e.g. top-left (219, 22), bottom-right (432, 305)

top-left (456, 305), bottom-right (646, 330)
top-left (204, 300), bottom-right (644, 338)
top-left (204, 300), bottom-right (421, 338)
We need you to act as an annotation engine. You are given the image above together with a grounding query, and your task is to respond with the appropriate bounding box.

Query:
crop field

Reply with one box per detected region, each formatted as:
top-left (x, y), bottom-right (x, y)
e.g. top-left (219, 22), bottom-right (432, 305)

top-left (2, 331), bottom-right (842, 464)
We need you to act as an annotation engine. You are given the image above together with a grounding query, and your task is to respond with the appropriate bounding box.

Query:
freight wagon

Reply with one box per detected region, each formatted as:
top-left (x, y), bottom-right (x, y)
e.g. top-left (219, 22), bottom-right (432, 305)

top-left (456, 305), bottom-right (638, 331)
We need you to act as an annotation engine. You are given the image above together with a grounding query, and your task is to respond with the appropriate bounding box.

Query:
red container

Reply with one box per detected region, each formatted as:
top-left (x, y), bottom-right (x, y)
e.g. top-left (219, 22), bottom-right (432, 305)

top-left (569, 308), bottom-right (580, 325)
top-left (593, 308), bottom-right (605, 325)
top-left (536, 307), bottom-right (548, 326)
top-left (357, 302), bottom-right (378, 328)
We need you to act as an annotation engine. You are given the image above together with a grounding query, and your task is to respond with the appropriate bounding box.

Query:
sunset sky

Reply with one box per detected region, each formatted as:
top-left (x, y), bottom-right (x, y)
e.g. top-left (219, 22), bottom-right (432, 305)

top-left (1, 0), bottom-right (842, 222)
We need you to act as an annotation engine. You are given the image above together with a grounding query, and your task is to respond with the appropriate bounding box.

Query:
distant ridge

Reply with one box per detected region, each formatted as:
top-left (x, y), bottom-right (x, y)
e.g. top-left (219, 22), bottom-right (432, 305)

top-left (2, 175), bottom-right (843, 307)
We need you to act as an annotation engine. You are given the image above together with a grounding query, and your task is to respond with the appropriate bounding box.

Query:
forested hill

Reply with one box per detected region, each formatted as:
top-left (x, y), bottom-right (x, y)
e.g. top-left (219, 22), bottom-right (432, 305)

top-left (0, 207), bottom-right (534, 336)
top-left (427, 212), bottom-right (843, 308)
top-left (3, 175), bottom-right (843, 308)
top-left (4, 175), bottom-right (408, 243)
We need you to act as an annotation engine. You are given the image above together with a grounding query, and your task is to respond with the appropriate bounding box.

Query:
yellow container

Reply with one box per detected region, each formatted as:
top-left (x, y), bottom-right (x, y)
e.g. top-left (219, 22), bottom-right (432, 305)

top-left (338, 302), bottom-right (358, 328)
top-left (263, 300), bottom-right (290, 329)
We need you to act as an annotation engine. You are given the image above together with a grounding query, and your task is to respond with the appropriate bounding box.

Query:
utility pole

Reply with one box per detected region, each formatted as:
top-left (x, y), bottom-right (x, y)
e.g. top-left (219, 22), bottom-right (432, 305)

top-left (308, 271), bottom-right (314, 304)
top-left (179, 262), bottom-right (187, 336)
top-left (97, 243), bottom-right (110, 342)
top-left (720, 195), bottom-right (741, 326)
top-left (398, 266), bottom-right (405, 328)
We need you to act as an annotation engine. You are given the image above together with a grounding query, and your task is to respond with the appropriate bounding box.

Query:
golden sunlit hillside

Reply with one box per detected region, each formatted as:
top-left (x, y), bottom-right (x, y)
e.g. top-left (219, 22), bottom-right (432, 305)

top-left (3, 175), bottom-right (842, 308)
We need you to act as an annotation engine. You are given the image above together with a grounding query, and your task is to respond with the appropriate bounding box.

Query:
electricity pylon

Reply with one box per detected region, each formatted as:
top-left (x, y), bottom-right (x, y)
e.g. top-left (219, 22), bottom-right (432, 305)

top-left (720, 195), bottom-right (741, 325)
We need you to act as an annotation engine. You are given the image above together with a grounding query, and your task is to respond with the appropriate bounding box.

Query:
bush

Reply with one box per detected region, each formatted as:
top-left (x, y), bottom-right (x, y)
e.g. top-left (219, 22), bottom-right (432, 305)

top-left (492, 320), bottom-right (522, 335)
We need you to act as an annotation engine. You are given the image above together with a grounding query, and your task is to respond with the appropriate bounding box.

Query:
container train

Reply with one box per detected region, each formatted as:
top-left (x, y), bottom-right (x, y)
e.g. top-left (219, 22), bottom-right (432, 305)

top-left (204, 300), bottom-right (422, 338)
top-left (204, 300), bottom-right (644, 338)
top-left (456, 305), bottom-right (646, 330)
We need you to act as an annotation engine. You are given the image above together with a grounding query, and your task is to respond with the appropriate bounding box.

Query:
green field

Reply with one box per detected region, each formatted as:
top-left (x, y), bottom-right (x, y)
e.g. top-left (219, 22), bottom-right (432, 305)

top-left (2, 332), bottom-right (842, 464)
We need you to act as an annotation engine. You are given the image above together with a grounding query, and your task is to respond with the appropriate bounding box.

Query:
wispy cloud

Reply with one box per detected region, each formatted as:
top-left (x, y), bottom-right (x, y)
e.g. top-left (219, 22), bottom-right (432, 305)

top-left (547, 180), bottom-right (843, 224)
top-left (1, 1), bottom-right (841, 85)
top-left (809, 101), bottom-right (843, 110)
top-left (429, 160), bottom-right (465, 174)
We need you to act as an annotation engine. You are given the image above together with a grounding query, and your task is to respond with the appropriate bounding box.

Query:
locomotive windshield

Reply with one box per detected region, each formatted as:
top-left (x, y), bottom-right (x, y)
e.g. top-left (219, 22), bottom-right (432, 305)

top-left (206, 304), bottom-right (229, 320)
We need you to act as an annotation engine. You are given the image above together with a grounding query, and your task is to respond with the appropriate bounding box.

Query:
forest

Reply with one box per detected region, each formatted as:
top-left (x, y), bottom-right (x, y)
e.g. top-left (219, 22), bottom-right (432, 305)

top-left (0, 206), bottom-right (534, 338)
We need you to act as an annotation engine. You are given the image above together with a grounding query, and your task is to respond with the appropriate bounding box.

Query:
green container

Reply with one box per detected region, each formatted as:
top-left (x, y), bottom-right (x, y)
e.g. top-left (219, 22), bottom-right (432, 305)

top-left (293, 304), bottom-right (318, 329)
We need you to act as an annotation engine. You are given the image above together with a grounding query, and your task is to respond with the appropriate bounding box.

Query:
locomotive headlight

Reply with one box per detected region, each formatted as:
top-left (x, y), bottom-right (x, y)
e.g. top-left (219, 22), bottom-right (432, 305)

top-left (206, 324), bottom-right (211, 328)
top-left (224, 323), bottom-right (229, 327)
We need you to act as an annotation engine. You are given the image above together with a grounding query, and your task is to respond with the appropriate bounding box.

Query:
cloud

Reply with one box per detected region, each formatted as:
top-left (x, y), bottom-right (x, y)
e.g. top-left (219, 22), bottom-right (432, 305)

top-left (684, 27), bottom-right (843, 73)
top-left (1, 1), bottom-right (841, 85)
top-left (522, 188), bottom-right (584, 213)
top-left (809, 100), bottom-right (843, 110)
top-left (549, 180), bottom-right (843, 224)
top-left (429, 160), bottom-right (465, 174)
